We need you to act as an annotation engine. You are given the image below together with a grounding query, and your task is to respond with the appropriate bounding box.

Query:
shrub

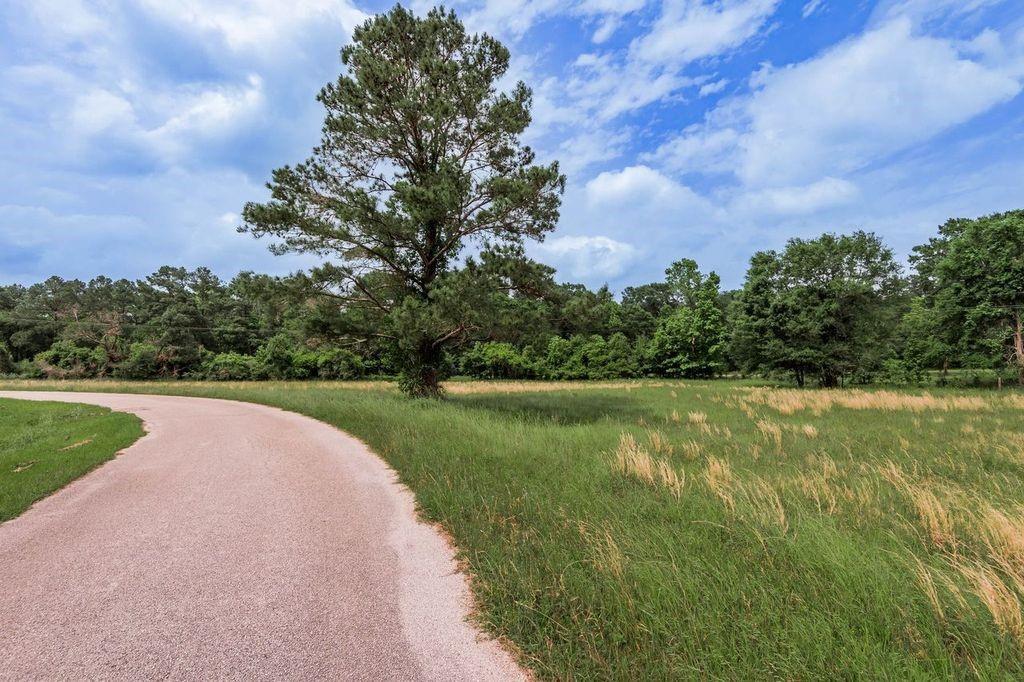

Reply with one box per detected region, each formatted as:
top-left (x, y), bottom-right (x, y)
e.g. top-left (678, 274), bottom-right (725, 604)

top-left (203, 352), bottom-right (258, 381)
top-left (543, 334), bottom-right (637, 380)
top-left (543, 337), bottom-right (573, 378)
top-left (255, 334), bottom-right (297, 379)
top-left (13, 359), bottom-right (43, 378)
top-left (650, 307), bottom-right (726, 378)
top-left (115, 343), bottom-right (161, 379)
top-left (316, 347), bottom-right (366, 379)
top-left (34, 340), bottom-right (108, 378)
top-left (876, 359), bottom-right (925, 386)
top-left (290, 350), bottom-right (320, 380)
top-left (600, 333), bottom-right (638, 379)
top-left (460, 342), bottom-right (536, 379)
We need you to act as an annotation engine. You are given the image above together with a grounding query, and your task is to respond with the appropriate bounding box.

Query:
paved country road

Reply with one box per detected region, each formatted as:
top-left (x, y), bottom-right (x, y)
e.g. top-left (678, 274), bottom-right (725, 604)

top-left (0, 392), bottom-right (524, 681)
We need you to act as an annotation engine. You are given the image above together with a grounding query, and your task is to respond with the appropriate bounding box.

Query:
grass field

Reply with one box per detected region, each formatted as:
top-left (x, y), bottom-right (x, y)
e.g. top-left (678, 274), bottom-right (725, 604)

top-left (0, 398), bottom-right (143, 522)
top-left (2, 379), bottom-right (1023, 677)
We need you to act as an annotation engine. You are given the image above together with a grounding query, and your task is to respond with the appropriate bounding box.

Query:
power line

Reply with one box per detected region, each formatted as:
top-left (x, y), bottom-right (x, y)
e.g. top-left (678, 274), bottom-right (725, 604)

top-left (0, 315), bottom-right (291, 334)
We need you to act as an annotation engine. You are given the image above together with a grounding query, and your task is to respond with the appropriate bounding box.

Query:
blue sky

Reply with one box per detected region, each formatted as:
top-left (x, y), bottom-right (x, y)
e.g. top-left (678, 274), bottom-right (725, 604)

top-left (1, 0), bottom-right (1023, 291)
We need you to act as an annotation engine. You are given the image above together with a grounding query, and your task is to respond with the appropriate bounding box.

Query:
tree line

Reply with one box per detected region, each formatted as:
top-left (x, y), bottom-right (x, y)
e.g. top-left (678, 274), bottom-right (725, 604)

top-left (3, 6), bottom-right (1021, 393)
top-left (1, 209), bottom-right (1021, 387)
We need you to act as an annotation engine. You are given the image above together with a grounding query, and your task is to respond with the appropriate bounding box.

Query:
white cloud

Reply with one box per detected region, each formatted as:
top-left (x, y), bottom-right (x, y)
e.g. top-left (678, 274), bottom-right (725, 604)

top-left (135, 0), bottom-right (367, 52)
top-left (631, 0), bottom-right (780, 66)
top-left (644, 125), bottom-right (740, 174)
top-left (554, 128), bottom-right (632, 178)
top-left (151, 75), bottom-right (265, 147)
top-left (585, 165), bottom-right (702, 206)
top-left (578, 0), bottom-right (647, 43)
top-left (533, 235), bottom-right (639, 280)
top-left (518, 0), bottom-right (782, 135)
top-left (590, 16), bottom-right (621, 44)
top-left (651, 18), bottom-right (1023, 187)
top-left (801, 0), bottom-right (824, 19)
top-left (69, 90), bottom-right (136, 136)
top-left (739, 18), bottom-right (1022, 184)
top-left (576, 0), bottom-right (646, 12)
top-left (734, 177), bottom-right (859, 215)
top-left (438, 0), bottom-right (647, 43)
top-left (439, 0), bottom-right (562, 40)
top-left (698, 78), bottom-right (729, 97)
top-left (869, 0), bottom-right (1004, 28)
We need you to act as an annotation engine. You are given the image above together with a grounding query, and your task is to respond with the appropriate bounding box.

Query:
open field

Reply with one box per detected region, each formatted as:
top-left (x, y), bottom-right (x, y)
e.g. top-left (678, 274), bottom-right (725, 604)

top-left (0, 398), bottom-right (143, 522)
top-left (2, 379), bottom-right (1024, 677)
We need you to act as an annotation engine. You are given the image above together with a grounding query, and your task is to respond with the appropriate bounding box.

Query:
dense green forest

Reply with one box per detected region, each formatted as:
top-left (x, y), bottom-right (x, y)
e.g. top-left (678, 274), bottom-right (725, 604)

top-left (2, 209), bottom-right (1021, 388)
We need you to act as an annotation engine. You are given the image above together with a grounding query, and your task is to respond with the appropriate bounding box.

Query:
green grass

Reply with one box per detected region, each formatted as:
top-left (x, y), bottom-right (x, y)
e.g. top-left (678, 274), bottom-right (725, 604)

top-left (0, 398), bottom-right (143, 522)
top-left (2, 379), bottom-right (1023, 678)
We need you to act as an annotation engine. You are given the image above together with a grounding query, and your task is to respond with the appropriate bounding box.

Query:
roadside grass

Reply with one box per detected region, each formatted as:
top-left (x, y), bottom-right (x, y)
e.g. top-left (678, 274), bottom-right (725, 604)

top-left (0, 398), bottom-right (143, 522)
top-left (2, 379), bottom-right (1024, 677)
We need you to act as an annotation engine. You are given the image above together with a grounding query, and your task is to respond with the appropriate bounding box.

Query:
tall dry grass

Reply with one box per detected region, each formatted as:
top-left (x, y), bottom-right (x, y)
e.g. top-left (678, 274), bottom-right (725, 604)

top-left (704, 456), bottom-right (735, 510)
top-left (613, 433), bottom-right (684, 498)
top-left (954, 559), bottom-right (1024, 651)
top-left (756, 419), bottom-right (783, 449)
top-left (740, 387), bottom-right (993, 415)
top-left (879, 460), bottom-right (956, 549)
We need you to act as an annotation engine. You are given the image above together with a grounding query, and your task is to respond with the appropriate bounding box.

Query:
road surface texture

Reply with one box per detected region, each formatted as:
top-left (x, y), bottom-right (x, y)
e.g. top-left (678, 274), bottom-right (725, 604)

top-left (0, 391), bottom-right (525, 681)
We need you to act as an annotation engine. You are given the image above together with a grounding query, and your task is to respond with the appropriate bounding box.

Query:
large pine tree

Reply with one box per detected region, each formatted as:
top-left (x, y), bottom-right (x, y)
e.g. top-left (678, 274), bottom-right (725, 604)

top-left (242, 5), bottom-right (564, 396)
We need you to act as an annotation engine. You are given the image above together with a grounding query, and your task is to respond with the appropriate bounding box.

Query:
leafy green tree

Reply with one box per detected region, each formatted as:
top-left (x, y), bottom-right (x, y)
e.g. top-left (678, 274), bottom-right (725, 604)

top-left (541, 333), bottom-right (636, 379)
top-left (622, 282), bottom-right (673, 316)
top-left (732, 232), bottom-right (903, 386)
top-left (255, 333), bottom-right (298, 379)
top-left (203, 352), bottom-right (259, 381)
top-left (2, 278), bottom-right (79, 360)
top-left (892, 297), bottom-right (950, 377)
top-left (649, 260), bottom-right (727, 377)
top-left (601, 332), bottom-right (638, 379)
top-left (34, 340), bottom-right (108, 379)
top-left (618, 282), bottom-right (673, 340)
top-left (913, 211), bottom-right (1024, 384)
top-left (115, 343), bottom-right (161, 379)
top-left (315, 347), bottom-right (366, 379)
top-left (460, 341), bottom-right (536, 379)
top-left (241, 6), bottom-right (564, 396)
top-left (135, 267), bottom-right (235, 375)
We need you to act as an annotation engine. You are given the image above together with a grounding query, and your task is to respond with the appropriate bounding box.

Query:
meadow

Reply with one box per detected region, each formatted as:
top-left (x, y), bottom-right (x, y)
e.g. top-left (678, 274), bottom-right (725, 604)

top-left (2, 378), bottom-right (1023, 678)
top-left (0, 397), bottom-right (143, 521)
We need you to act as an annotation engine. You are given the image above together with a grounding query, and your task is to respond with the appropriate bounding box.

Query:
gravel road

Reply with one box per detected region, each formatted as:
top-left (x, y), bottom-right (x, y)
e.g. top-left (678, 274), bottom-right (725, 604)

top-left (0, 391), bottom-right (524, 681)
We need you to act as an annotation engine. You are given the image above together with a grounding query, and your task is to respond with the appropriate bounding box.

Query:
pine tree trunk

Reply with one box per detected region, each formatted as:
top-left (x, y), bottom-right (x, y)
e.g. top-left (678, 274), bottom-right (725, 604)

top-left (401, 341), bottom-right (445, 398)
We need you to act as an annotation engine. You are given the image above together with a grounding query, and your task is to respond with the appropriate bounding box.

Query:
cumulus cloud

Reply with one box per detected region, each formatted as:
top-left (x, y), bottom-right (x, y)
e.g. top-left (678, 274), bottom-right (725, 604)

top-left (698, 78), bottom-right (729, 97)
top-left (733, 177), bottom-right (859, 215)
top-left (135, 0), bottom-right (367, 52)
top-left (739, 19), bottom-right (1022, 184)
top-left (631, 0), bottom-right (779, 66)
top-left (650, 17), bottom-right (1023, 187)
top-left (645, 125), bottom-right (741, 174)
top-left (533, 235), bottom-right (640, 280)
top-left (561, 0), bottom-right (780, 122)
top-left (585, 165), bottom-right (706, 207)
top-left (0, 0), bottom-right (364, 283)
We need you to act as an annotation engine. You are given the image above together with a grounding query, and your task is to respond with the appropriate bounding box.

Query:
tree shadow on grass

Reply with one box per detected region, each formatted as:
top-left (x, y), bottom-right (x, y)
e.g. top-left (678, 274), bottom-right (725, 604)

top-left (451, 391), bottom-right (653, 426)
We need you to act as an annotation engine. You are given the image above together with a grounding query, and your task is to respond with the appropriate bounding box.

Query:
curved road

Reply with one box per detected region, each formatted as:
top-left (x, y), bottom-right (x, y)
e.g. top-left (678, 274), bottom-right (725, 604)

top-left (0, 392), bottom-right (524, 681)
